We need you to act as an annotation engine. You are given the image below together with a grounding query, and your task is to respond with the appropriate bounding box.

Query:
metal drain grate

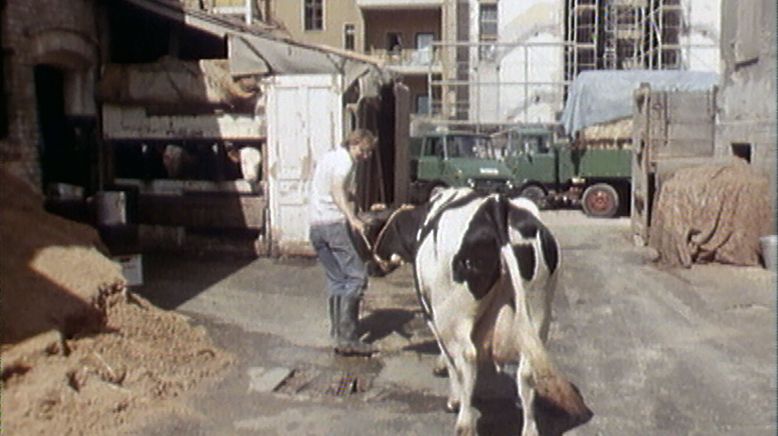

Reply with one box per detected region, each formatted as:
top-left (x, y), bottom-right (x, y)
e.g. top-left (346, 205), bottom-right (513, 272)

top-left (273, 369), bottom-right (316, 394)
top-left (274, 369), bottom-right (370, 397)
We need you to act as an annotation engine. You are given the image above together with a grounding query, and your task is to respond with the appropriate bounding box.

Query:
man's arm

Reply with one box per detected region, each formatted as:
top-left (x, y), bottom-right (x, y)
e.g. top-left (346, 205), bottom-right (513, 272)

top-left (331, 172), bottom-right (364, 233)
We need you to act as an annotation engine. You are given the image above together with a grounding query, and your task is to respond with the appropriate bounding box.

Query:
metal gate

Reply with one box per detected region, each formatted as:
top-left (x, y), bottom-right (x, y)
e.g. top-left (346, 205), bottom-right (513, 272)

top-left (631, 85), bottom-right (717, 245)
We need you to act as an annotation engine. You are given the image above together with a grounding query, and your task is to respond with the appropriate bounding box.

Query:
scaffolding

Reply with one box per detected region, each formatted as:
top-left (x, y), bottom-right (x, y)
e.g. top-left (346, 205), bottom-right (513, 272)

top-left (427, 40), bottom-right (571, 127)
top-left (565, 0), bottom-right (600, 82)
top-left (643, 0), bottom-right (683, 69)
top-left (424, 0), bottom-right (705, 126)
top-left (566, 0), bottom-right (683, 73)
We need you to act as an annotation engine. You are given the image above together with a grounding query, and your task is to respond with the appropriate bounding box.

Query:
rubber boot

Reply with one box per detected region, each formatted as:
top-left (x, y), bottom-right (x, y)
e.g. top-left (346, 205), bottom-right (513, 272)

top-left (335, 295), bottom-right (375, 356)
top-left (328, 296), bottom-right (340, 340)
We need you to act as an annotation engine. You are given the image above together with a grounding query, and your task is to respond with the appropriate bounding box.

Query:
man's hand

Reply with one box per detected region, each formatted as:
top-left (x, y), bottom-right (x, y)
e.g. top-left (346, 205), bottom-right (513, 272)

top-left (349, 217), bottom-right (365, 234)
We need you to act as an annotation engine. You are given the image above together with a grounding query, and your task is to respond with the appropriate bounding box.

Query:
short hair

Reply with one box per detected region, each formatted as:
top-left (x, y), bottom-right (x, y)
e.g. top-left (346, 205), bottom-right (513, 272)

top-left (343, 129), bottom-right (377, 150)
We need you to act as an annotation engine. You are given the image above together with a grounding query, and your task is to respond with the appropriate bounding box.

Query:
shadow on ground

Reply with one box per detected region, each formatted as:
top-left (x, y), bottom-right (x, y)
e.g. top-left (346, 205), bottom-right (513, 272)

top-left (360, 308), bottom-right (416, 343)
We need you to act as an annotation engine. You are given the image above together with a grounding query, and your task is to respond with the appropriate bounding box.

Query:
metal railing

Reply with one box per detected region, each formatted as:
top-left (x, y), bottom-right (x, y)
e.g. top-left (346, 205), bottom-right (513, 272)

top-left (368, 47), bottom-right (441, 69)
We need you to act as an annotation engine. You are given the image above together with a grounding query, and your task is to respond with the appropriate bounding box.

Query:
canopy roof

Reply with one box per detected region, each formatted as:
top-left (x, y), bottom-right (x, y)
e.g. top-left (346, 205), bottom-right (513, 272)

top-left (121, 0), bottom-right (392, 91)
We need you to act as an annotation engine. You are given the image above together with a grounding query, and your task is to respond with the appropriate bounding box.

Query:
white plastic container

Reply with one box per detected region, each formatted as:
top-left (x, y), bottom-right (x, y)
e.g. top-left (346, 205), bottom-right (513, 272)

top-left (760, 235), bottom-right (777, 272)
top-left (114, 254), bottom-right (143, 286)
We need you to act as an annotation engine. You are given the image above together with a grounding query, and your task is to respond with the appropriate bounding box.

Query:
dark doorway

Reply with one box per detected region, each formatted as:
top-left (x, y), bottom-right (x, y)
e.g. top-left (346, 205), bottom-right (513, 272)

top-left (386, 32), bottom-right (403, 52)
top-left (731, 143), bottom-right (752, 163)
top-left (34, 65), bottom-right (95, 193)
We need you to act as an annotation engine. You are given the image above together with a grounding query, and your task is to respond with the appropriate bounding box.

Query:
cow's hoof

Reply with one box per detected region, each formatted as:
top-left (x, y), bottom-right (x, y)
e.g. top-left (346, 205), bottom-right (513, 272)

top-left (455, 424), bottom-right (475, 436)
top-left (446, 399), bottom-right (460, 413)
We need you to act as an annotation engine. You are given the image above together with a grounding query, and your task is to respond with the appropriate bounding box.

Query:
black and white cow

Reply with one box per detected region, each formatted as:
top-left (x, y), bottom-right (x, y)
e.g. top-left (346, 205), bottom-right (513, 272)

top-left (361, 188), bottom-right (592, 436)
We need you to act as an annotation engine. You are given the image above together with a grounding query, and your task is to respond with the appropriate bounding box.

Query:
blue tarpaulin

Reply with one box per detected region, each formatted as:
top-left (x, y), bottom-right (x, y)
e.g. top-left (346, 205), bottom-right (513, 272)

top-left (560, 70), bottom-right (719, 136)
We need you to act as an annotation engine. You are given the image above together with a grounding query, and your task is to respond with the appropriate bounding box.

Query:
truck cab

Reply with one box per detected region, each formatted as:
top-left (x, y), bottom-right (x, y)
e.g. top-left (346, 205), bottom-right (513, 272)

top-left (504, 127), bottom-right (559, 186)
top-left (502, 125), bottom-right (631, 217)
top-left (410, 131), bottom-right (515, 202)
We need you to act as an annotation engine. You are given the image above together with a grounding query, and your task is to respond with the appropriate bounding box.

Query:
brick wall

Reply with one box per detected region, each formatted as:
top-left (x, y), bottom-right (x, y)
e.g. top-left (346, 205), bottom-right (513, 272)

top-left (1, 0), bottom-right (98, 191)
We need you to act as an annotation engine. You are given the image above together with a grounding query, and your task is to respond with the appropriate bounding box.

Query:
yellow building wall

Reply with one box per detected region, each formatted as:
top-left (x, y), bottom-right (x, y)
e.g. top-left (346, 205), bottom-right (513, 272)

top-left (363, 9), bottom-right (441, 51)
top-left (271, 0), bottom-right (364, 51)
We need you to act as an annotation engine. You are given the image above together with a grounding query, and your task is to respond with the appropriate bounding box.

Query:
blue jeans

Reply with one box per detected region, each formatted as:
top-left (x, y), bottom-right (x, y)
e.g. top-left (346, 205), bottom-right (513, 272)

top-left (309, 221), bottom-right (367, 298)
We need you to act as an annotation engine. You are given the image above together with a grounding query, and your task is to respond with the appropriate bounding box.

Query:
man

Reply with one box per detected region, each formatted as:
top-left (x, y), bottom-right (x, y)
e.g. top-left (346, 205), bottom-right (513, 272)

top-left (309, 129), bottom-right (377, 356)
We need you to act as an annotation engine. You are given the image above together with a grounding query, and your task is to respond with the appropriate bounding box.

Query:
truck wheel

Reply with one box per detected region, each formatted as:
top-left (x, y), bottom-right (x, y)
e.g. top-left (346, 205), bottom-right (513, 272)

top-left (582, 183), bottom-right (619, 218)
top-left (518, 185), bottom-right (547, 209)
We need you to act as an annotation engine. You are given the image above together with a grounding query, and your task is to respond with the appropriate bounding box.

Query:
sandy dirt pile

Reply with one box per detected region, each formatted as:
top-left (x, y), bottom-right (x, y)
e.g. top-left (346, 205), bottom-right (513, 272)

top-left (1, 169), bottom-right (234, 434)
top-left (649, 159), bottom-right (772, 267)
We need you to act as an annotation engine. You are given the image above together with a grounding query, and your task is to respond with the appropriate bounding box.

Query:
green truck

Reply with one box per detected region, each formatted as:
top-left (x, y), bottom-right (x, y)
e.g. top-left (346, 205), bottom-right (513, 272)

top-left (503, 125), bottom-right (631, 218)
top-left (409, 130), bottom-right (515, 202)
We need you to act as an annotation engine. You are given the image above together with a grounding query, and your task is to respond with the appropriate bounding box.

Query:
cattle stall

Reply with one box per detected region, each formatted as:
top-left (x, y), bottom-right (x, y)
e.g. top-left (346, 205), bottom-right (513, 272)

top-left (100, 0), bottom-right (398, 257)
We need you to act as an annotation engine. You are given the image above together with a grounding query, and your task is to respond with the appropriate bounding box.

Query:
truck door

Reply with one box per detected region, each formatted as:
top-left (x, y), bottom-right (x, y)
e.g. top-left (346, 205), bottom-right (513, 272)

top-left (416, 137), bottom-right (445, 183)
top-left (512, 133), bottom-right (556, 185)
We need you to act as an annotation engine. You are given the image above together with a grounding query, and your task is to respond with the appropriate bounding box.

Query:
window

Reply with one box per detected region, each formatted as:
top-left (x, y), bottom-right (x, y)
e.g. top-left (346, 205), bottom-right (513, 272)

top-left (415, 33), bottom-right (435, 64)
top-left (479, 4), bottom-right (498, 37)
top-left (416, 94), bottom-right (430, 115)
top-left (426, 138), bottom-right (443, 157)
top-left (304, 0), bottom-right (323, 31)
top-left (479, 3), bottom-right (498, 60)
top-left (344, 24), bottom-right (355, 50)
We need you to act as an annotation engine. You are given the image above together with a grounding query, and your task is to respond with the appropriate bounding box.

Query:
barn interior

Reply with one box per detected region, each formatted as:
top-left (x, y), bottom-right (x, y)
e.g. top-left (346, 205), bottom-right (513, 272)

top-left (86, 1), bottom-right (402, 257)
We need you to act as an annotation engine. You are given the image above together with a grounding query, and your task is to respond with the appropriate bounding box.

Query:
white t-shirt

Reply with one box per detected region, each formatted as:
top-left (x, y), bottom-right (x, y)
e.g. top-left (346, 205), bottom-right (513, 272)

top-left (309, 147), bottom-right (355, 225)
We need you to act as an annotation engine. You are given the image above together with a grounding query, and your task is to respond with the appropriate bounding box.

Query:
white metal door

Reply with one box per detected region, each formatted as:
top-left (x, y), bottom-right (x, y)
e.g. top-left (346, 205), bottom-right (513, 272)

top-left (266, 74), bottom-right (343, 256)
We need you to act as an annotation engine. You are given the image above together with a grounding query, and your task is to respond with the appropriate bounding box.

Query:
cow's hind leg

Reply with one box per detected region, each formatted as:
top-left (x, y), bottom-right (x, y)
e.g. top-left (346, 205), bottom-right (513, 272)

top-left (444, 352), bottom-right (461, 413)
top-left (443, 322), bottom-right (478, 436)
top-left (517, 354), bottom-right (539, 436)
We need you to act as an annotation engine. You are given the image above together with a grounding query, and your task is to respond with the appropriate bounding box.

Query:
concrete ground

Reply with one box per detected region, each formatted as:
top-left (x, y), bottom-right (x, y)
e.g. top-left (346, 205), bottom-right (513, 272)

top-left (132, 211), bottom-right (776, 435)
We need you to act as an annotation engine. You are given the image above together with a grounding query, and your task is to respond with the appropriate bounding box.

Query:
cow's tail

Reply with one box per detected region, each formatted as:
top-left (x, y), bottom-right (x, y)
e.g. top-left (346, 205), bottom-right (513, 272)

top-left (499, 243), bottom-right (592, 428)
top-left (495, 197), bottom-right (593, 429)
top-left (498, 244), bottom-right (554, 373)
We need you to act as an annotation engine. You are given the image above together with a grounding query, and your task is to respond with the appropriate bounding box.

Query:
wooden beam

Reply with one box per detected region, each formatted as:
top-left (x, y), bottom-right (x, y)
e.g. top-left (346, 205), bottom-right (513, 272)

top-left (137, 193), bottom-right (266, 229)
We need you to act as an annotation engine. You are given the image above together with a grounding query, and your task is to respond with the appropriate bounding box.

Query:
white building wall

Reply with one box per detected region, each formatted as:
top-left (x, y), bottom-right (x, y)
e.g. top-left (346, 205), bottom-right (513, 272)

top-left (460, 0), bottom-right (720, 125)
top-left (467, 0), bottom-right (565, 124)
top-left (681, 0), bottom-right (721, 73)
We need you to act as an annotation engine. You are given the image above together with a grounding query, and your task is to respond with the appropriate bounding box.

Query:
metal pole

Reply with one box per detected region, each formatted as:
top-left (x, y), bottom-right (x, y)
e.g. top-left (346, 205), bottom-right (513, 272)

top-left (524, 45), bottom-right (529, 123)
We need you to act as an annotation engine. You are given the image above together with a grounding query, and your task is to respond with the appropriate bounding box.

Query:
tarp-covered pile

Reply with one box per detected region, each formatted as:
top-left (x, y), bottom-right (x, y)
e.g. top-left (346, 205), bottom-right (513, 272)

top-left (649, 159), bottom-right (772, 268)
top-left (561, 70), bottom-right (719, 136)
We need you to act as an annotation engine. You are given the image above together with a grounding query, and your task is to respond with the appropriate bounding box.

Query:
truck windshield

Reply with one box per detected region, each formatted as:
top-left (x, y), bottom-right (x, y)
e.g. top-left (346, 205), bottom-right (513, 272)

top-left (446, 136), bottom-right (494, 158)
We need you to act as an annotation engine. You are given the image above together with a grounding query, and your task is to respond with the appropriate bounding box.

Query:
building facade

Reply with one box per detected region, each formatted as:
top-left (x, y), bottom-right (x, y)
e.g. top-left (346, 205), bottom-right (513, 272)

top-left (262, 0), bottom-right (449, 123)
top-left (1, 0), bottom-right (100, 191)
top-left (262, 0), bottom-right (721, 128)
top-left (716, 0), bottom-right (776, 222)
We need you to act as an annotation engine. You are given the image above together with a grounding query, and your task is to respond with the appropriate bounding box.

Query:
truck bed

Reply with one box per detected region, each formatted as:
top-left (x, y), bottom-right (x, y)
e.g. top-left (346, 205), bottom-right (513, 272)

top-left (558, 147), bottom-right (632, 180)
